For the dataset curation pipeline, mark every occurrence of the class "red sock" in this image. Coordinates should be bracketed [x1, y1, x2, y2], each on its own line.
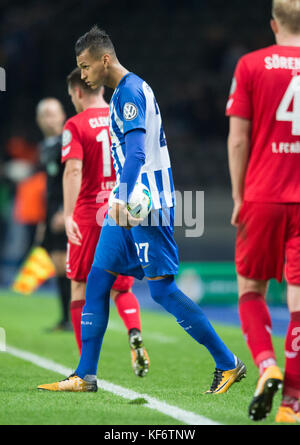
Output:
[238, 292, 275, 370]
[70, 300, 85, 354]
[114, 291, 141, 333]
[283, 311, 300, 399]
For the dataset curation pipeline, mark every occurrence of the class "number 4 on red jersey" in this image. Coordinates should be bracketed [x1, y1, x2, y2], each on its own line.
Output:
[226, 44, 300, 203]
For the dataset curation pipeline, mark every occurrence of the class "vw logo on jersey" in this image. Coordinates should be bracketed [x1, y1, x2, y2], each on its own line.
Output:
[123, 102, 138, 121]
[62, 129, 72, 147]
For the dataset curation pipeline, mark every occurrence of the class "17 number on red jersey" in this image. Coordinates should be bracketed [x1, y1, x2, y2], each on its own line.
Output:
[96, 128, 112, 177]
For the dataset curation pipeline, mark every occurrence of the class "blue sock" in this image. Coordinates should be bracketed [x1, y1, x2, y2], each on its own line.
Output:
[147, 276, 236, 370]
[75, 267, 116, 379]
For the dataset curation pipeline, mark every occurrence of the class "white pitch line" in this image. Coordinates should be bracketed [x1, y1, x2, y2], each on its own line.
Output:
[6, 345, 220, 426]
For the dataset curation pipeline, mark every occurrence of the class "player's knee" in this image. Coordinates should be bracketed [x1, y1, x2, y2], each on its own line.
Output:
[71, 280, 85, 302]
[150, 291, 162, 305]
[147, 276, 176, 306]
[237, 274, 267, 298]
[71, 295, 85, 304]
[87, 266, 114, 291]
[148, 276, 202, 323]
[287, 284, 300, 312]
[85, 266, 116, 310]
[87, 266, 101, 282]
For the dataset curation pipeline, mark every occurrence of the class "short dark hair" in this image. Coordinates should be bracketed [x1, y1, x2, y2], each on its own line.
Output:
[75, 25, 116, 59]
[66, 67, 102, 94]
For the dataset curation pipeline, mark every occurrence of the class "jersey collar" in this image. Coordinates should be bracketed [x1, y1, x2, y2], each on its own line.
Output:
[115, 72, 132, 91]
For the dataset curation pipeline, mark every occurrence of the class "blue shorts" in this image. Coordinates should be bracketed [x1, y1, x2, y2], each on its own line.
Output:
[92, 207, 179, 279]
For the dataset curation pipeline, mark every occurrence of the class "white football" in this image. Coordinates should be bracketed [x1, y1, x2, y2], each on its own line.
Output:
[109, 182, 152, 219]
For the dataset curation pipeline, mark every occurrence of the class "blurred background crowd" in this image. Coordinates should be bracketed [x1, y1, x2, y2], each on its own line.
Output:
[0, 0, 274, 285]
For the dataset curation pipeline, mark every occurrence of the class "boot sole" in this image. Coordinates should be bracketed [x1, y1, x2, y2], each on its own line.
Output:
[249, 378, 282, 421]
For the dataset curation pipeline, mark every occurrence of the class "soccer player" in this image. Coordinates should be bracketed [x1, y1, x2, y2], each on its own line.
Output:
[226, 0, 300, 423]
[36, 98, 72, 331]
[59, 67, 149, 376]
[38, 26, 246, 394]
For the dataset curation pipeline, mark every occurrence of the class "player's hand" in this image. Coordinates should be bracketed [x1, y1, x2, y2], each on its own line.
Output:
[51, 211, 65, 233]
[231, 199, 242, 227]
[64, 215, 82, 245]
[108, 202, 143, 229]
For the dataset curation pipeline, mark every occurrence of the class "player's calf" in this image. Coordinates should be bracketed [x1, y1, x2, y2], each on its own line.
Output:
[148, 276, 238, 371]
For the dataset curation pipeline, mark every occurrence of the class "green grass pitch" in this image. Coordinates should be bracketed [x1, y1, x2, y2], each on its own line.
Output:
[0, 290, 289, 425]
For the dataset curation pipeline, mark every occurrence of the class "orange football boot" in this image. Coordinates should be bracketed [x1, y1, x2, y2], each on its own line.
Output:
[129, 329, 150, 377]
[275, 405, 300, 423]
[249, 365, 283, 421]
[37, 374, 97, 392]
[204, 356, 246, 394]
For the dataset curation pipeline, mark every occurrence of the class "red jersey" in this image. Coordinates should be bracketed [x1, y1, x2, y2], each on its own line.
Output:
[61, 107, 116, 226]
[226, 44, 300, 203]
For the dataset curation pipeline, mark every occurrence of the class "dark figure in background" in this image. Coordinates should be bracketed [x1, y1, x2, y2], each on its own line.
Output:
[36, 97, 72, 331]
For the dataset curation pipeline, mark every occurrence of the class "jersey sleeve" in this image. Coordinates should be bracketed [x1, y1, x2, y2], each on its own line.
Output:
[119, 85, 146, 134]
[225, 56, 252, 120]
[61, 119, 83, 163]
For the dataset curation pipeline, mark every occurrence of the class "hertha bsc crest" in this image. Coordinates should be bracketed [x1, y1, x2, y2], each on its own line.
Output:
[123, 102, 138, 121]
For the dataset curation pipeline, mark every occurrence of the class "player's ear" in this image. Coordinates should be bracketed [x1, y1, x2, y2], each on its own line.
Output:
[270, 18, 278, 35]
[102, 54, 110, 68]
[77, 86, 83, 100]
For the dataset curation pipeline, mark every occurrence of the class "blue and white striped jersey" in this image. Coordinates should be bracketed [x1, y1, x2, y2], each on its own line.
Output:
[109, 72, 175, 209]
